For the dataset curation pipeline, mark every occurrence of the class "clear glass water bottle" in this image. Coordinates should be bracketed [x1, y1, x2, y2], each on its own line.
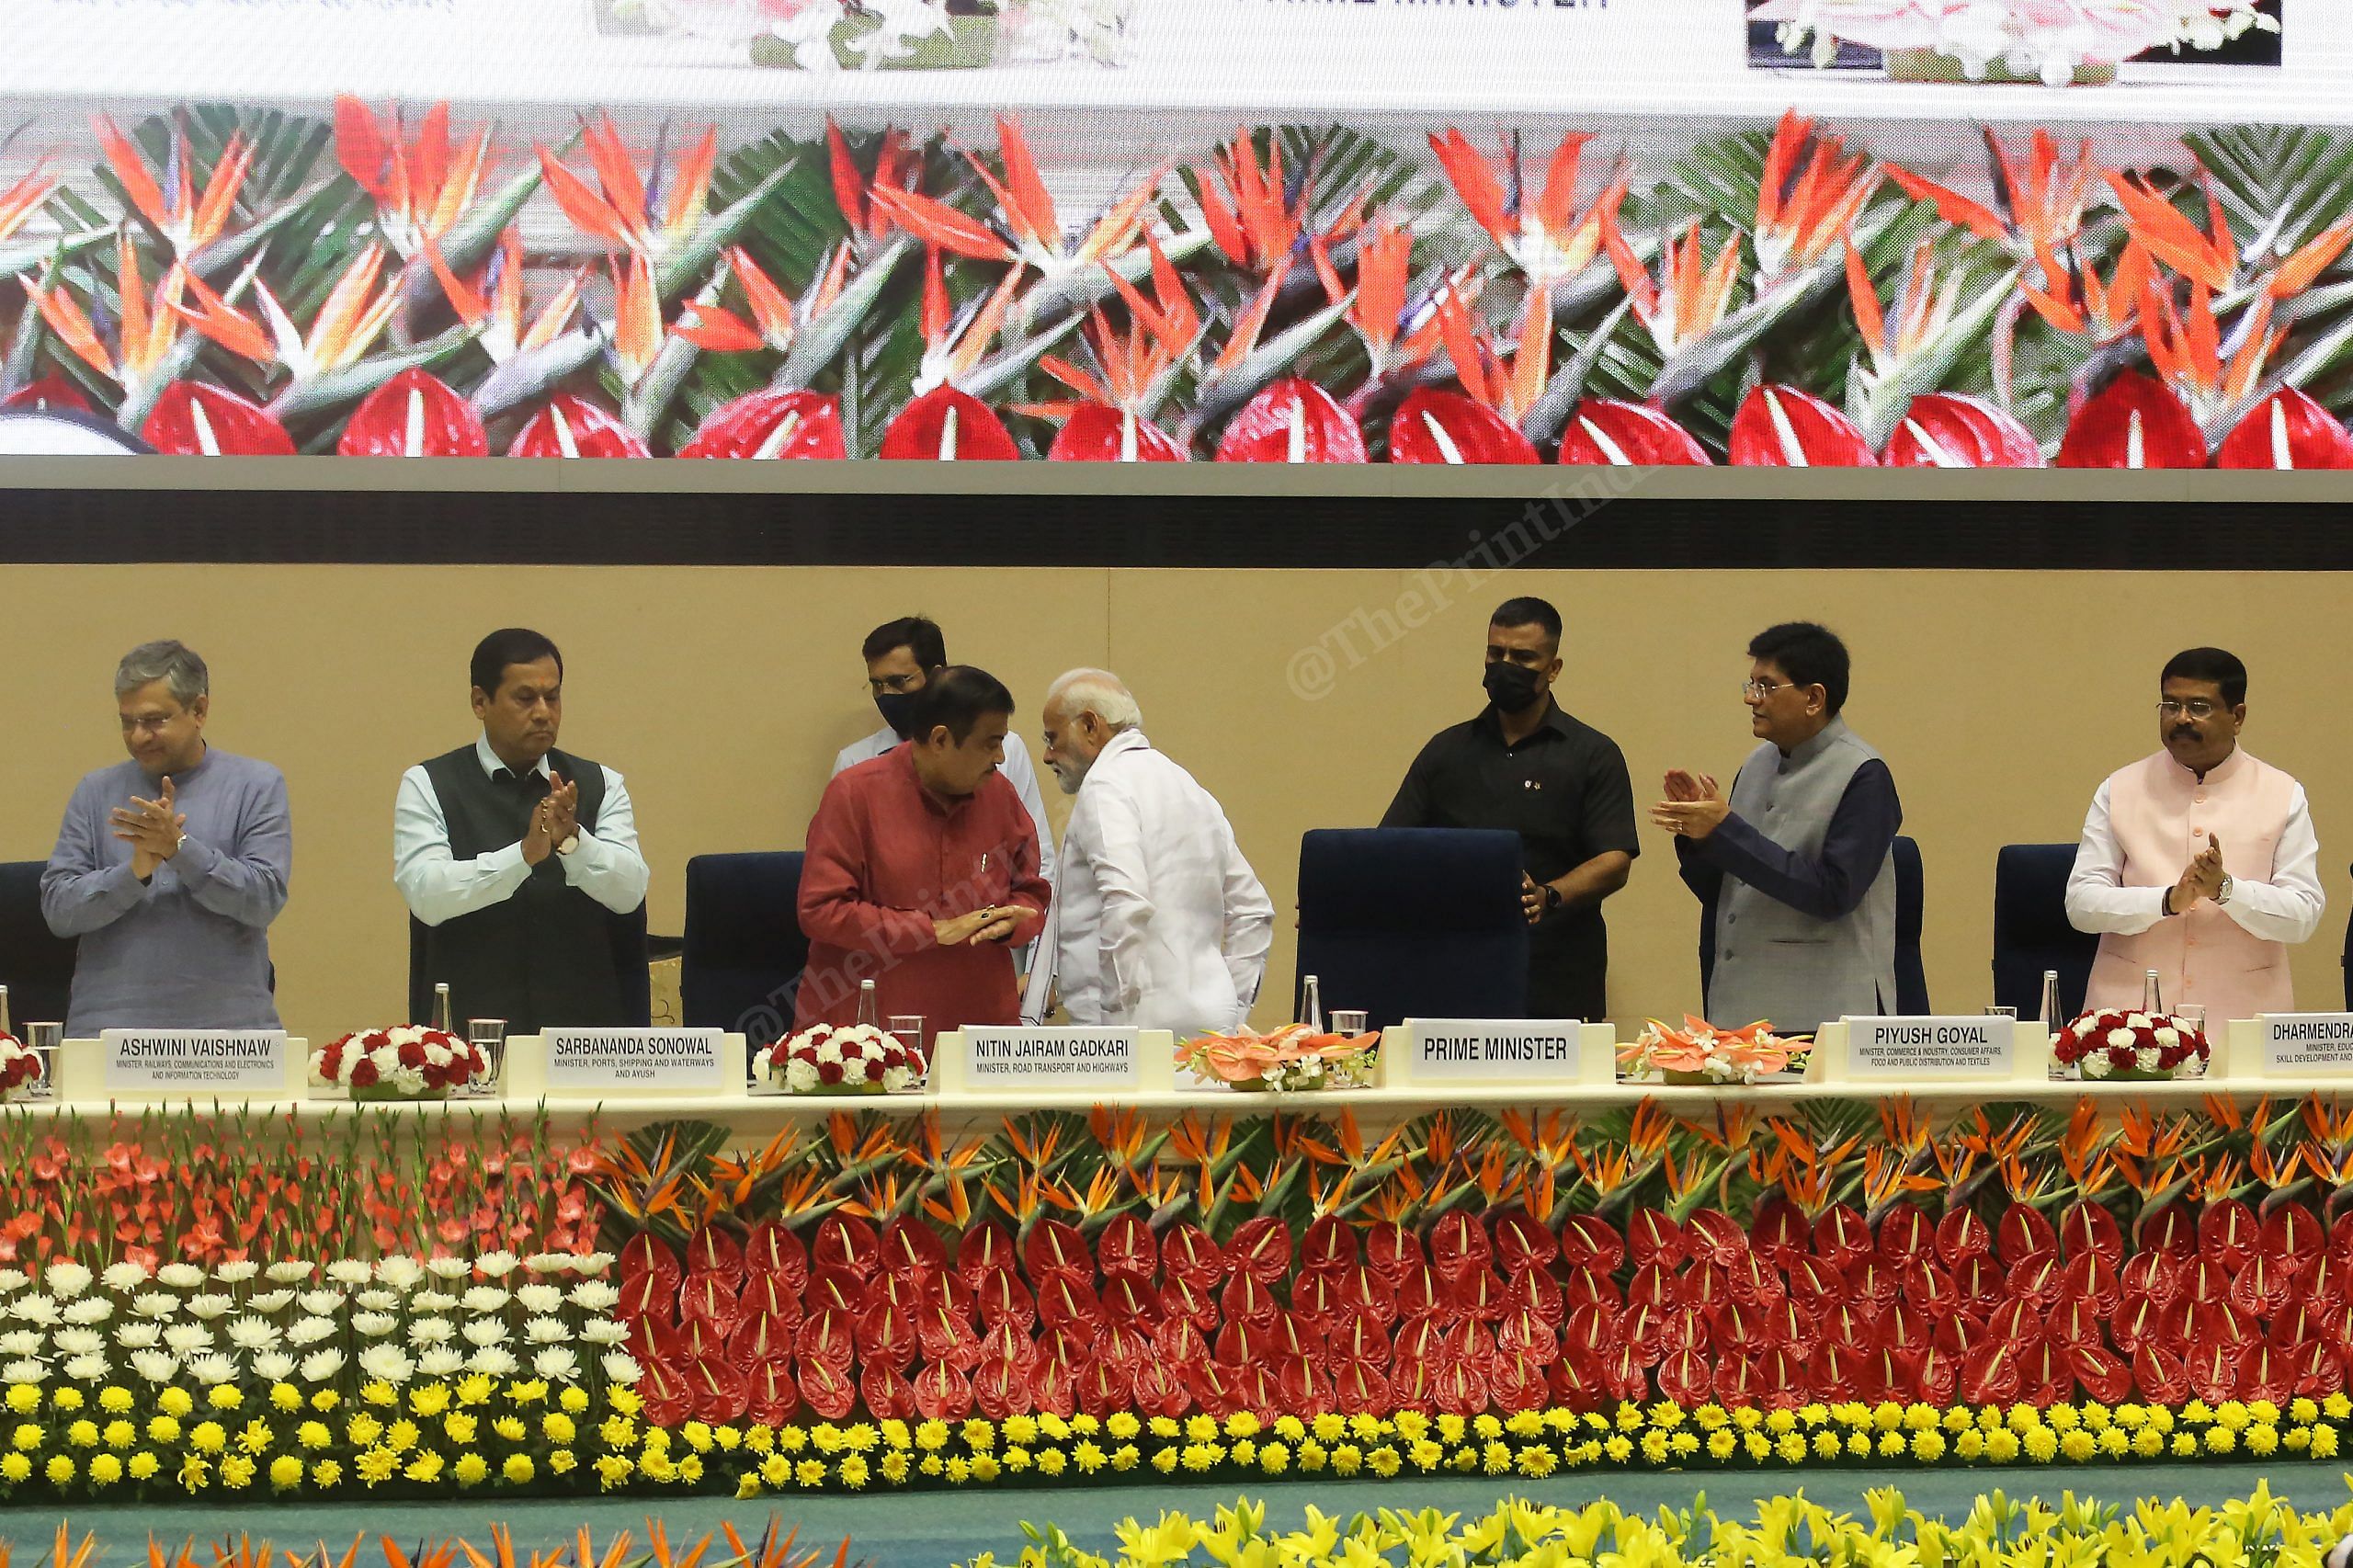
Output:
[856, 980, 881, 1030]
[1299, 974, 1324, 1034]
[0, 985, 10, 1038]
[2141, 969, 2164, 1016]
[2040, 971, 2071, 1080]
[433, 983, 454, 1034]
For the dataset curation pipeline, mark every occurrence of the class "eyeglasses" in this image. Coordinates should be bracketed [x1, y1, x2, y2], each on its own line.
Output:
[2157, 699, 2223, 721]
[867, 674, 924, 697]
[118, 713, 180, 734]
[1742, 679, 1790, 699]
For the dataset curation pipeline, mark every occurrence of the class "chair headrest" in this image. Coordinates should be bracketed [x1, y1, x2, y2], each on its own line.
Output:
[1298, 829, 1525, 932]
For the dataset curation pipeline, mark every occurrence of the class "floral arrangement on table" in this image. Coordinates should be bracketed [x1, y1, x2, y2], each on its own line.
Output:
[310, 1027, 492, 1101]
[1618, 1016, 1808, 1085]
[1175, 1026, 1380, 1093]
[1749, 0, 2279, 86]
[2052, 1008, 2211, 1082]
[752, 1025, 920, 1096]
[0, 1033, 43, 1102]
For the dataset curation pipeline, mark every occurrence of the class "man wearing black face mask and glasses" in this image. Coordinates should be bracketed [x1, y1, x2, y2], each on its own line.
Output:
[1381, 597, 1639, 1022]
[835, 616, 1055, 895]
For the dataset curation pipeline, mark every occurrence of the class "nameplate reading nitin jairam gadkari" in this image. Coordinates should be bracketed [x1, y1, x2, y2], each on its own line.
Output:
[2261, 1015, 2353, 1074]
[1843, 1016, 2015, 1081]
[100, 1030, 288, 1093]
[542, 1028, 727, 1090]
[1405, 1020, 1582, 1083]
[961, 1028, 1142, 1089]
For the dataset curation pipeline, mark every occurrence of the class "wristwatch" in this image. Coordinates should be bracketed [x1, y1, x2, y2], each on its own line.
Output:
[556, 833, 580, 857]
[1542, 884, 1563, 913]
[2216, 873, 2234, 906]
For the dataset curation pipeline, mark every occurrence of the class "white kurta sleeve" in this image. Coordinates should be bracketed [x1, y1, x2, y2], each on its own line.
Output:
[2220, 785, 2327, 945]
[557, 766, 652, 915]
[2064, 779, 2170, 935]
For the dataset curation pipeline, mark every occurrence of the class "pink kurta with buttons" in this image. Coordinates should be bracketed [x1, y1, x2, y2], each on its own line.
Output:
[2085, 747, 2299, 1022]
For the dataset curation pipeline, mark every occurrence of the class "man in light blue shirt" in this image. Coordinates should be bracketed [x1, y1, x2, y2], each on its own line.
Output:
[40, 642, 291, 1034]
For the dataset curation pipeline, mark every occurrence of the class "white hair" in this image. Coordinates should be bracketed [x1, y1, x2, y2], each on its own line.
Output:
[1046, 667, 1142, 732]
[114, 640, 208, 707]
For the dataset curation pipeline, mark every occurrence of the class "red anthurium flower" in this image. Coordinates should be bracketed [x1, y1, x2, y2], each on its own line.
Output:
[1882, 393, 2042, 467]
[1728, 384, 1877, 466]
[337, 369, 487, 457]
[507, 394, 650, 458]
[1553, 399, 1711, 466]
[2, 375, 96, 415]
[2214, 387, 2353, 470]
[1215, 378, 1367, 463]
[881, 386, 1020, 460]
[2054, 371, 2205, 468]
[141, 382, 297, 456]
[1388, 388, 1539, 464]
[1045, 403, 1187, 461]
[679, 388, 847, 460]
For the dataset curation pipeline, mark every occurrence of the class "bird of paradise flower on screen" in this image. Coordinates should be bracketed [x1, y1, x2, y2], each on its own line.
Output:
[1013, 235, 1206, 461]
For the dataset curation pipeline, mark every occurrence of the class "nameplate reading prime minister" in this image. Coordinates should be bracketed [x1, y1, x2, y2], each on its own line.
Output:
[961, 1028, 1141, 1089]
[1405, 1020, 1583, 1083]
[101, 1030, 288, 1094]
[2261, 1015, 2353, 1074]
[1843, 1016, 2014, 1081]
[543, 1029, 727, 1090]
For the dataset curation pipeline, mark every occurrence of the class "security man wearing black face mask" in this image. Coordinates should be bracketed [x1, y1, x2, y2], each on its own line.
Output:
[1380, 597, 1639, 1022]
[833, 615, 1056, 893]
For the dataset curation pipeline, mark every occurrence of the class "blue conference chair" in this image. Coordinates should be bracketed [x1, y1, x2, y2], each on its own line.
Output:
[1992, 843, 2098, 1020]
[1892, 835, 1929, 1015]
[0, 861, 77, 1027]
[1293, 828, 1528, 1032]
[680, 852, 808, 1048]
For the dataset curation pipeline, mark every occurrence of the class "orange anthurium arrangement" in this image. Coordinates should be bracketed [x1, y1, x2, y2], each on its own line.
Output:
[1176, 1024, 1380, 1093]
[1619, 1015, 1808, 1086]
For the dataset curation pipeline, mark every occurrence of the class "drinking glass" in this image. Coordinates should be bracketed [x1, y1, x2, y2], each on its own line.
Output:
[887, 1016, 928, 1085]
[24, 1023, 59, 1100]
[466, 1019, 507, 1096]
[1330, 1010, 1370, 1037]
[2175, 1005, 2211, 1078]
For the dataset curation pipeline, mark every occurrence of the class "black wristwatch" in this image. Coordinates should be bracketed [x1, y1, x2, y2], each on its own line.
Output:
[1542, 883, 1563, 913]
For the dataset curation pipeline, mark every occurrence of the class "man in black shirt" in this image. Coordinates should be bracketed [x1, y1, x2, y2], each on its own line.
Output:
[1380, 597, 1639, 1021]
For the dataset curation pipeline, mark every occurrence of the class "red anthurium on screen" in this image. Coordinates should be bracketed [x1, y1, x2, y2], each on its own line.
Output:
[2, 375, 96, 415]
[1728, 384, 1878, 466]
[2055, 371, 2206, 469]
[679, 388, 847, 460]
[337, 369, 487, 457]
[141, 382, 297, 456]
[507, 394, 650, 459]
[1215, 377, 1366, 462]
[1388, 388, 1539, 464]
[880, 385, 1020, 460]
[2214, 387, 2353, 470]
[1045, 403, 1188, 461]
[1881, 393, 2043, 467]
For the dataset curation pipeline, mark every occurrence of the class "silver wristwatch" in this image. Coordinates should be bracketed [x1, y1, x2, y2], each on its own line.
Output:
[2215, 873, 2234, 906]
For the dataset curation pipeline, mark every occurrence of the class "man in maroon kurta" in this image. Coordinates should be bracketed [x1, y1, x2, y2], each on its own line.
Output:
[794, 666, 1051, 1045]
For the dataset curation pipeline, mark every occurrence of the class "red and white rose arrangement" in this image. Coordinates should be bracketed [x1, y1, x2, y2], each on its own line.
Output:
[2052, 1007, 2210, 1081]
[754, 1024, 919, 1095]
[0, 1034, 42, 1097]
[311, 1027, 491, 1097]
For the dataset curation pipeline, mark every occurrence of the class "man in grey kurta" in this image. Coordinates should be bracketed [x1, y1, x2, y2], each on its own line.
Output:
[40, 642, 290, 1034]
[1653, 622, 1901, 1034]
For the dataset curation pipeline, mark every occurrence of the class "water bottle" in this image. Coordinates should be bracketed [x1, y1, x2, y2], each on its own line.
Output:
[2040, 971, 2070, 1080]
[433, 983, 454, 1034]
[856, 980, 880, 1030]
[1299, 975, 1324, 1034]
[0, 985, 10, 1039]
[2141, 969, 2164, 1016]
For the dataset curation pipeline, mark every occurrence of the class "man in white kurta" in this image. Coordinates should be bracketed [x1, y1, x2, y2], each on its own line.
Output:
[2064, 648, 2325, 1022]
[1023, 670, 1274, 1036]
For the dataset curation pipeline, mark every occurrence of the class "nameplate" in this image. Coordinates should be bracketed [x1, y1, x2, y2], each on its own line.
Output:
[961, 1028, 1141, 1087]
[2261, 1014, 2353, 1074]
[1407, 1020, 1583, 1081]
[1843, 1016, 2014, 1080]
[101, 1030, 288, 1093]
[543, 1029, 726, 1089]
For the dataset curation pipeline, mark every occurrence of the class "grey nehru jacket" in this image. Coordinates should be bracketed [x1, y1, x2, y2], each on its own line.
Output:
[40, 748, 291, 1034]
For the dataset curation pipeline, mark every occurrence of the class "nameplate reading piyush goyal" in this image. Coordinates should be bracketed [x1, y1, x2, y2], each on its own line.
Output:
[962, 1028, 1141, 1088]
[101, 1030, 288, 1092]
[2262, 1015, 2353, 1074]
[1407, 1020, 1581, 1081]
[1845, 1017, 2012, 1080]
[543, 1028, 726, 1089]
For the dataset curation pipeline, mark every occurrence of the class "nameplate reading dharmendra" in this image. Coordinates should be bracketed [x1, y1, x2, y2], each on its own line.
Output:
[2263, 1014, 2353, 1074]
[101, 1030, 288, 1093]
[1407, 1020, 1581, 1082]
[544, 1028, 725, 1089]
[962, 1028, 1141, 1088]
[1846, 1017, 2013, 1080]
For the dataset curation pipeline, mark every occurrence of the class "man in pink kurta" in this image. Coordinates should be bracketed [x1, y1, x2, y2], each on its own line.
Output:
[794, 667, 1050, 1046]
[2064, 648, 2325, 1023]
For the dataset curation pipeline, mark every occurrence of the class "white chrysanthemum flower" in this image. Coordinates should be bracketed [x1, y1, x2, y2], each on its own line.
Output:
[130, 1292, 177, 1321]
[99, 1262, 150, 1293]
[467, 1346, 519, 1378]
[158, 1263, 206, 1290]
[2085, 1052, 2114, 1079]
[599, 1352, 642, 1385]
[43, 1263, 93, 1299]
[11, 1296, 60, 1326]
[130, 1349, 177, 1384]
[226, 1315, 281, 1352]
[476, 1251, 519, 1279]
[353, 1290, 402, 1313]
[579, 1319, 629, 1346]
[417, 1346, 467, 1378]
[0, 1269, 29, 1295]
[524, 1316, 569, 1346]
[212, 1261, 260, 1285]
[286, 1316, 336, 1347]
[300, 1347, 346, 1383]
[516, 1284, 563, 1316]
[1, 1358, 48, 1384]
[785, 1057, 820, 1093]
[112, 1324, 161, 1351]
[351, 1312, 398, 1338]
[187, 1352, 239, 1385]
[2107, 1028, 2138, 1050]
[533, 1346, 582, 1382]
[246, 1290, 295, 1315]
[251, 1350, 296, 1382]
[523, 1253, 573, 1277]
[460, 1287, 510, 1314]
[412, 1290, 459, 1314]
[297, 1290, 344, 1318]
[426, 1256, 472, 1281]
[2154, 1027, 2181, 1049]
[2136, 1046, 2164, 1071]
[461, 1318, 509, 1348]
[375, 1256, 426, 1291]
[570, 1281, 620, 1313]
[0, 1330, 41, 1358]
[265, 1261, 315, 1284]
[325, 1261, 372, 1288]
[63, 1354, 108, 1383]
[184, 1294, 234, 1322]
[62, 1299, 113, 1326]
[358, 1343, 416, 1384]
[163, 1324, 213, 1354]
[407, 1317, 456, 1346]
[573, 1253, 615, 1278]
[52, 1328, 104, 1358]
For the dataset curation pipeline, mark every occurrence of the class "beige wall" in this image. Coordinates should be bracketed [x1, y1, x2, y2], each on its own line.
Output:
[4, 564, 2347, 1040]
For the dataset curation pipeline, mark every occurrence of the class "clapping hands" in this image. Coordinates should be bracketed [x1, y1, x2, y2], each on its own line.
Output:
[1651, 769, 1728, 840]
[110, 776, 186, 880]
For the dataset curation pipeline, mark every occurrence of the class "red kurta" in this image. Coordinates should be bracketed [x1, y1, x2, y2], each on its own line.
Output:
[793, 744, 1051, 1044]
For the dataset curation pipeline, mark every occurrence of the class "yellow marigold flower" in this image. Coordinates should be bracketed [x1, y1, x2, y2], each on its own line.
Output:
[2290, 1397, 2321, 1424]
[1369, 1446, 1401, 1477]
[1311, 1413, 1346, 1442]
[962, 1418, 995, 1451]
[1765, 1409, 1798, 1435]
[2097, 1427, 2130, 1457]
[2146, 1406, 2175, 1434]
[1149, 1449, 1176, 1475]
[98, 1388, 132, 1415]
[1297, 1441, 1325, 1471]
[356, 1447, 398, 1486]
[2023, 1428, 2059, 1462]
[408, 1451, 446, 1485]
[1436, 1414, 1466, 1445]
[1228, 1412, 1264, 1440]
[560, 1387, 590, 1415]
[189, 1421, 227, 1455]
[64, 1419, 96, 1449]
[2080, 1403, 2110, 1431]
[2322, 1393, 2352, 1421]
[595, 1454, 633, 1491]
[2247, 1425, 2279, 1457]
[917, 1454, 943, 1477]
[1256, 1442, 1288, 1475]
[2205, 1426, 2237, 1455]
[968, 1454, 1000, 1483]
[386, 1419, 420, 1454]
[128, 1451, 161, 1481]
[680, 1453, 707, 1483]
[2115, 1403, 2147, 1429]
[1744, 1434, 1772, 1461]
[551, 1449, 576, 1474]
[2060, 1430, 2096, 1461]
[915, 1419, 950, 1451]
[311, 1391, 339, 1413]
[267, 1454, 302, 1490]
[310, 1460, 340, 1488]
[1956, 1430, 1985, 1460]
[158, 1388, 194, 1418]
[43, 1455, 73, 1485]
[1910, 1429, 1946, 1462]
[1773, 1434, 1806, 1464]
[147, 1415, 179, 1444]
[598, 1416, 636, 1450]
[221, 1454, 255, 1489]
[1846, 1433, 1870, 1458]
[361, 1381, 396, 1408]
[503, 1453, 535, 1484]
[1695, 1403, 1730, 1430]
[1333, 1444, 1363, 1476]
[1394, 1412, 1429, 1441]
[1869, 1403, 1901, 1432]
[102, 1421, 134, 1450]
[1708, 1431, 1737, 1460]
[542, 1414, 575, 1445]
[1037, 1448, 1066, 1478]
[347, 1414, 382, 1448]
[0, 1453, 28, 1483]
[410, 1384, 452, 1418]
[89, 1453, 123, 1486]
[6, 1387, 40, 1417]
[459, 1374, 496, 1407]
[1986, 1430, 2020, 1462]
[1811, 1431, 1841, 1460]
[1517, 1444, 1558, 1478]
[2046, 1403, 2079, 1432]
[508, 1380, 550, 1405]
[2171, 1432, 2200, 1458]
[2310, 1425, 2337, 1460]
[1605, 1436, 1635, 1464]
[444, 1413, 478, 1447]
[239, 1418, 272, 1455]
[1002, 1445, 1032, 1472]
[881, 1451, 910, 1483]
[2214, 1401, 2251, 1432]
[1148, 1415, 1179, 1440]
[1225, 1439, 1252, 1468]
[733, 1471, 762, 1501]
[6, 1424, 38, 1453]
